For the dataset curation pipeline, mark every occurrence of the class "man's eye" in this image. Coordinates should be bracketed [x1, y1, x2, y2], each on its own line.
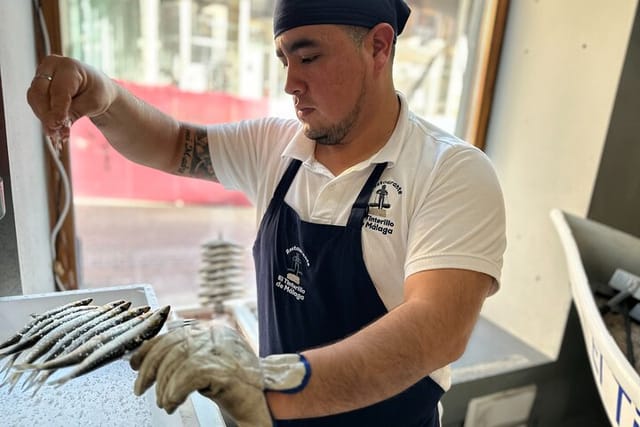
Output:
[301, 56, 318, 64]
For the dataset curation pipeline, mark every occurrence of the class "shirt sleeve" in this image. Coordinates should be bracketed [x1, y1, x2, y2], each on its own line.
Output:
[404, 146, 506, 291]
[206, 117, 298, 204]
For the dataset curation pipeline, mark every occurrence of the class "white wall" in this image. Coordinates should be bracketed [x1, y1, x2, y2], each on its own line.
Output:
[482, 0, 639, 358]
[0, 2, 55, 294]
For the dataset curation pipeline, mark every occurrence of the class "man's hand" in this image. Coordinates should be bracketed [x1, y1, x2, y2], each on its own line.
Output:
[27, 55, 117, 138]
[130, 321, 310, 427]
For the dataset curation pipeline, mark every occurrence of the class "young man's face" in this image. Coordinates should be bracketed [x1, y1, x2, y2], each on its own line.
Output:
[275, 25, 372, 146]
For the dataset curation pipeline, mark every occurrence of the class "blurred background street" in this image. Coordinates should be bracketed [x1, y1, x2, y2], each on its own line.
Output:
[74, 201, 258, 310]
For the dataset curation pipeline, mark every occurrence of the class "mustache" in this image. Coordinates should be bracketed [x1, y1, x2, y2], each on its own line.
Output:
[293, 96, 310, 107]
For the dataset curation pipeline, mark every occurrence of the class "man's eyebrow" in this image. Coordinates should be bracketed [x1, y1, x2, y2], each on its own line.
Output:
[275, 38, 320, 58]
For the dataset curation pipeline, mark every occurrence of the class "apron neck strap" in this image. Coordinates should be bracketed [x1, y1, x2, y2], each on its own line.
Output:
[273, 159, 303, 202]
[347, 162, 388, 228]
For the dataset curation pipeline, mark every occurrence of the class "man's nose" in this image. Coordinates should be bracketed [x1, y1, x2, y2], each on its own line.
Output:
[283, 65, 304, 96]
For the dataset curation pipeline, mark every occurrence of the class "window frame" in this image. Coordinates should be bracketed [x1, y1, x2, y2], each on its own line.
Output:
[35, 0, 79, 290]
[462, 0, 510, 149]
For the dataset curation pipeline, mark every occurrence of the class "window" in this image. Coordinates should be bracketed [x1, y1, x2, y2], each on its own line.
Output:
[52, 0, 507, 312]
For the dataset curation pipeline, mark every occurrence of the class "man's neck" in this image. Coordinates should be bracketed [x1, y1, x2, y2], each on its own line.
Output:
[314, 94, 400, 176]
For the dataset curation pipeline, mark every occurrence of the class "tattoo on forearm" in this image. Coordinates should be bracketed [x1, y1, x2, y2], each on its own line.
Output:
[177, 127, 215, 180]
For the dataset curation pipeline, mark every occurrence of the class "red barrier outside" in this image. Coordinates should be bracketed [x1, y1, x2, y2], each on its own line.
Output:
[69, 81, 268, 206]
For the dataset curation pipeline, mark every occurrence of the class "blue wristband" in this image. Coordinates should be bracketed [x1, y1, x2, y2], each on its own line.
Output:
[280, 353, 312, 394]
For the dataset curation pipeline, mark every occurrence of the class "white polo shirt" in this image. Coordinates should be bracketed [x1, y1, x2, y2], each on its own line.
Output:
[208, 93, 506, 390]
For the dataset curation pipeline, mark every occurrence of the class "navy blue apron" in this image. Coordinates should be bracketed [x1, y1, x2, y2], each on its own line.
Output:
[253, 159, 443, 426]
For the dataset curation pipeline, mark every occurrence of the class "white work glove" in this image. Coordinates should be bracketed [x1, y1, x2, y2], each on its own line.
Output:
[130, 321, 310, 427]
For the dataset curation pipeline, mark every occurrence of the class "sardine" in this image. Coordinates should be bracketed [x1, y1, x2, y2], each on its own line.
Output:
[0, 308, 105, 391]
[0, 304, 95, 379]
[0, 298, 93, 350]
[19, 305, 150, 394]
[0, 306, 100, 384]
[48, 305, 170, 387]
[26, 308, 151, 373]
[34, 302, 131, 365]
[6, 300, 127, 390]
[0, 306, 98, 359]
[22, 305, 97, 341]
[19, 300, 126, 365]
[51, 305, 151, 358]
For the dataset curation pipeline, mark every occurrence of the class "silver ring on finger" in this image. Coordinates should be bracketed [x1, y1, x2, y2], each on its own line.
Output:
[34, 73, 54, 82]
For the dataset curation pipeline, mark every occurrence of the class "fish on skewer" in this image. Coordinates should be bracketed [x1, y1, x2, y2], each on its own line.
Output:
[0, 298, 93, 350]
[3, 300, 128, 391]
[199, 238, 246, 314]
[19, 305, 150, 394]
[16, 306, 151, 371]
[0, 306, 99, 359]
[19, 305, 98, 343]
[33, 301, 133, 366]
[0, 307, 103, 391]
[40, 305, 151, 362]
[1, 298, 170, 395]
[0, 306, 98, 381]
[48, 305, 170, 387]
[19, 301, 127, 364]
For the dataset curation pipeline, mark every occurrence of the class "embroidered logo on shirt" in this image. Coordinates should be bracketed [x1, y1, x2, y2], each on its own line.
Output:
[274, 246, 310, 302]
[364, 180, 402, 236]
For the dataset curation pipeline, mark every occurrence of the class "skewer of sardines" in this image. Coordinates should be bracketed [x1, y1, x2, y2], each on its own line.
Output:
[0, 297, 170, 395]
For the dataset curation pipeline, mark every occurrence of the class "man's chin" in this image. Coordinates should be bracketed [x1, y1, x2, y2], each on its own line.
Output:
[309, 135, 336, 146]
[303, 125, 340, 146]
[303, 126, 325, 141]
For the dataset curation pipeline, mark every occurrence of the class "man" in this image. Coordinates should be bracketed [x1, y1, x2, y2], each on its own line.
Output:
[27, 0, 506, 425]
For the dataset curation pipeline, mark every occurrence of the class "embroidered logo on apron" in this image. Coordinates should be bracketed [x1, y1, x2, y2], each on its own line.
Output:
[364, 179, 402, 235]
[274, 245, 310, 301]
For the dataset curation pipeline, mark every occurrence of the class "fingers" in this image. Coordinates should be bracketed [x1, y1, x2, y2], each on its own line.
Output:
[27, 55, 114, 138]
[132, 323, 260, 415]
[131, 329, 187, 396]
[129, 332, 165, 371]
[26, 75, 56, 128]
[27, 56, 77, 134]
[154, 329, 217, 394]
[159, 361, 215, 414]
[154, 329, 226, 413]
[154, 335, 196, 404]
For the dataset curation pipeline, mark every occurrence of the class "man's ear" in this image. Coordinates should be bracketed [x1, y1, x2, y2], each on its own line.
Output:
[368, 23, 395, 72]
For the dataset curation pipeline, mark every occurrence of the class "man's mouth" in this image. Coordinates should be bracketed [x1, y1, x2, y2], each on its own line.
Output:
[296, 107, 314, 119]
[294, 97, 314, 119]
